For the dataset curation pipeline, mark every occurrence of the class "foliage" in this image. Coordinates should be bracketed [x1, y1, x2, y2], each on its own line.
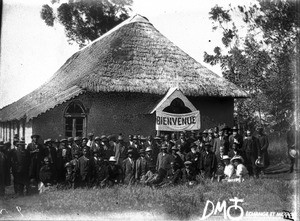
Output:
[204, 1, 299, 132]
[40, 0, 132, 48]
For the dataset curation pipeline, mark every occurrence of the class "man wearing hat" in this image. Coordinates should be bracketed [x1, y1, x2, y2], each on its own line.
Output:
[122, 149, 136, 185]
[135, 149, 149, 183]
[202, 130, 209, 143]
[256, 127, 270, 172]
[27, 134, 45, 182]
[175, 132, 190, 154]
[171, 145, 184, 169]
[39, 157, 55, 186]
[87, 133, 96, 149]
[161, 134, 172, 154]
[11, 140, 30, 196]
[199, 143, 217, 179]
[107, 156, 123, 186]
[156, 144, 173, 177]
[229, 126, 243, 151]
[0, 141, 8, 196]
[186, 143, 201, 173]
[43, 139, 58, 182]
[182, 161, 197, 184]
[100, 135, 114, 160]
[242, 130, 261, 178]
[78, 147, 92, 187]
[3, 141, 12, 187]
[145, 146, 155, 169]
[114, 134, 128, 166]
[207, 129, 214, 146]
[72, 136, 82, 158]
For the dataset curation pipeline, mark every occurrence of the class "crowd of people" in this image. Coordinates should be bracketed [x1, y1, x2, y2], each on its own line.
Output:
[0, 125, 275, 196]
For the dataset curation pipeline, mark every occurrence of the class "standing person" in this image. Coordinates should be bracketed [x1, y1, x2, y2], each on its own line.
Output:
[0, 141, 7, 196]
[144, 135, 153, 149]
[199, 143, 217, 179]
[92, 136, 102, 154]
[156, 144, 173, 177]
[185, 144, 200, 173]
[169, 133, 177, 148]
[87, 133, 96, 150]
[213, 130, 225, 155]
[176, 144, 186, 163]
[176, 132, 189, 154]
[171, 146, 184, 169]
[100, 135, 114, 160]
[256, 127, 270, 171]
[287, 124, 298, 173]
[44, 139, 58, 183]
[27, 135, 44, 183]
[78, 147, 92, 188]
[135, 149, 149, 183]
[39, 157, 55, 187]
[207, 129, 214, 147]
[242, 130, 261, 178]
[145, 147, 155, 170]
[107, 156, 123, 186]
[229, 126, 243, 151]
[162, 134, 172, 153]
[122, 149, 136, 185]
[3, 141, 12, 187]
[72, 137, 82, 158]
[94, 152, 109, 188]
[114, 135, 128, 166]
[194, 133, 204, 154]
[11, 140, 30, 196]
[152, 136, 162, 164]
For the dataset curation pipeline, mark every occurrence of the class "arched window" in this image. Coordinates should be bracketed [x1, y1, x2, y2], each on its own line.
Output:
[163, 98, 192, 114]
[64, 101, 86, 137]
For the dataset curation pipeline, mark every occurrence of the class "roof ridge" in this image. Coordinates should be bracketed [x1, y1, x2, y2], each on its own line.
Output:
[80, 14, 151, 52]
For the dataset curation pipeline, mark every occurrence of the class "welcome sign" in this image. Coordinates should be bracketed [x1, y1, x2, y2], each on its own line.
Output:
[156, 110, 201, 131]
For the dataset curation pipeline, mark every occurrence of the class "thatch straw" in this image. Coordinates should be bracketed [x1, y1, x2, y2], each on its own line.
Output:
[0, 14, 247, 122]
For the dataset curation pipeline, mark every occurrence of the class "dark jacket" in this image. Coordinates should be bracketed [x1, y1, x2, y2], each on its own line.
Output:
[122, 157, 135, 184]
[135, 156, 148, 180]
[199, 151, 217, 178]
[242, 136, 261, 158]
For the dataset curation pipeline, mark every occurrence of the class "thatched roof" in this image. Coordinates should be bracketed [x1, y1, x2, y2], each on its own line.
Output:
[0, 14, 247, 122]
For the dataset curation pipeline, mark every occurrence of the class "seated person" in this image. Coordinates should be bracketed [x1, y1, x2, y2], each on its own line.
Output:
[182, 161, 197, 185]
[227, 155, 248, 183]
[107, 156, 123, 186]
[144, 166, 157, 185]
[222, 155, 235, 181]
[39, 157, 54, 187]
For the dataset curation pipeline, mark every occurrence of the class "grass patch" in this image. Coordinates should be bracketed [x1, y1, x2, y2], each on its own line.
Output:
[1, 178, 295, 220]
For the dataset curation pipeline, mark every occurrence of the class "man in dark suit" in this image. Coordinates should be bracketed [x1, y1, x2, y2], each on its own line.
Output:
[199, 143, 217, 179]
[114, 135, 128, 166]
[122, 149, 135, 185]
[27, 135, 45, 183]
[242, 130, 261, 178]
[156, 144, 173, 177]
[135, 149, 149, 183]
[11, 140, 30, 196]
[256, 127, 270, 170]
[229, 126, 243, 151]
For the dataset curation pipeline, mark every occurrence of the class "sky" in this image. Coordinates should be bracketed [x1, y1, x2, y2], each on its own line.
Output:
[0, 0, 253, 109]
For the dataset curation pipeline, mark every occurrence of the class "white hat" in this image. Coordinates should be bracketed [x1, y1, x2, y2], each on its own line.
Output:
[222, 155, 230, 160]
[109, 156, 117, 162]
[145, 147, 152, 152]
[230, 155, 244, 163]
